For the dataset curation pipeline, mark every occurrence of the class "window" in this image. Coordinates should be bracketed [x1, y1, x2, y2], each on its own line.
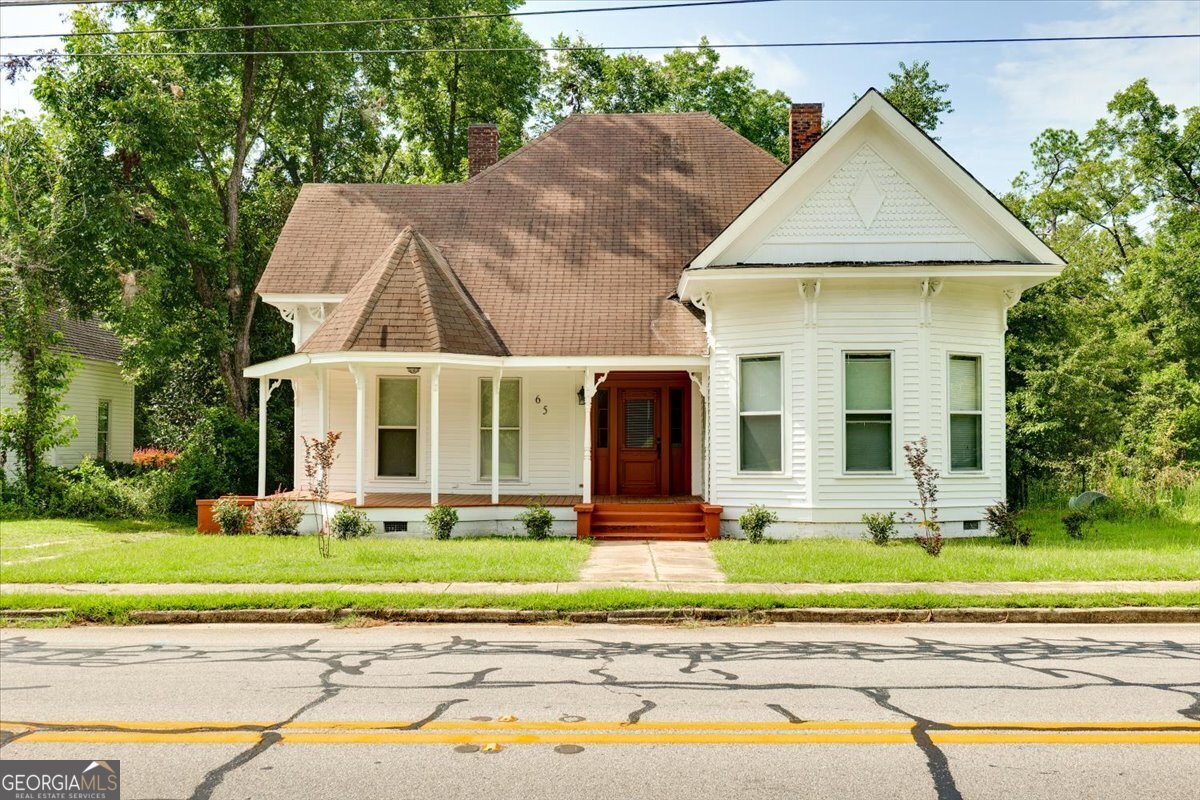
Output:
[739, 355, 782, 472]
[949, 355, 983, 471]
[845, 353, 893, 472]
[96, 400, 110, 461]
[480, 378, 520, 480]
[378, 377, 418, 477]
[595, 389, 610, 449]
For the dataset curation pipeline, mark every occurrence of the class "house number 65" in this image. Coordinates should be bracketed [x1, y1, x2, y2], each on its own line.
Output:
[534, 395, 548, 415]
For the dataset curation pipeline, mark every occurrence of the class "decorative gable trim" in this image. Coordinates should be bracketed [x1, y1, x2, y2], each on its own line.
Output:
[686, 89, 1064, 271]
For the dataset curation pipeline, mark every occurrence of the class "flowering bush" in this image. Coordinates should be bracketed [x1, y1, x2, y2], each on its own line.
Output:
[425, 504, 459, 540]
[738, 504, 779, 543]
[132, 447, 179, 470]
[212, 496, 251, 535]
[253, 498, 304, 536]
[517, 500, 555, 540]
[330, 506, 374, 539]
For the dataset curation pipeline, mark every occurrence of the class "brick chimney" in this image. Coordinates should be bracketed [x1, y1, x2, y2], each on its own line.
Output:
[788, 103, 822, 163]
[468, 123, 499, 177]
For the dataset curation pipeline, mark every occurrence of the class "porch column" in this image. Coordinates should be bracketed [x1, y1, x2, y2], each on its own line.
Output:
[491, 369, 502, 504]
[316, 367, 328, 434]
[582, 368, 593, 504]
[257, 377, 281, 498]
[349, 365, 366, 507]
[430, 364, 441, 506]
[257, 377, 269, 498]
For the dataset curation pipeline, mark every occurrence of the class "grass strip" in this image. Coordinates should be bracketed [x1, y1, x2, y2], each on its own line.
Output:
[2, 590, 1197, 625]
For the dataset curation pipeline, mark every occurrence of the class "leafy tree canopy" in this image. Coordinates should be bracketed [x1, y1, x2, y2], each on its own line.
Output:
[879, 60, 953, 134]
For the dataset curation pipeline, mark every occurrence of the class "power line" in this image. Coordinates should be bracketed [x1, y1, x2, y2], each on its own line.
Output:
[1, 0, 779, 39]
[0, 1, 141, 6]
[3, 32, 1198, 59]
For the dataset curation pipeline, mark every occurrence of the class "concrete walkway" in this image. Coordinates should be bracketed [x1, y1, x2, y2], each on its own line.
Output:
[578, 540, 726, 583]
[3, 580, 1198, 596]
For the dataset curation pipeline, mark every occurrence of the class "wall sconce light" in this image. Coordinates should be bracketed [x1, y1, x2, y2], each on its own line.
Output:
[577, 386, 586, 405]
[407, 366, 421, 375]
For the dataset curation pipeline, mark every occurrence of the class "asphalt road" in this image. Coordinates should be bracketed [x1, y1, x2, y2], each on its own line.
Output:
[1, 623, 1198, 800]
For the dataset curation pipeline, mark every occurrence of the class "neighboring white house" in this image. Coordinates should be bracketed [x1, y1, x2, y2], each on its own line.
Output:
[246, 90, 1064, 538]
[0, 314, 135, 474]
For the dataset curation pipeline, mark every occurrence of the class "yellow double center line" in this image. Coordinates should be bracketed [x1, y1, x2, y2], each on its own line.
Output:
[4, 720, 1199, 746]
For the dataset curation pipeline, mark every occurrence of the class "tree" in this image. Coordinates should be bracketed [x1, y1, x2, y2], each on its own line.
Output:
[880, 60, 952, 134]
[0, 117, 77, 487]
[33, 1, 544, 425]
[537, 36, 792, 160]
[1005, 80, 1200, 501]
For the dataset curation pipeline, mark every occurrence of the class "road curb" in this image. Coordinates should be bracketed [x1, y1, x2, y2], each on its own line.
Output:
[5, 605, 1198, 626]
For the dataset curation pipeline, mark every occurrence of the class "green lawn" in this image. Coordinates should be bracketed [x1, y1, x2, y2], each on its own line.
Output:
[3, 589, 1197, 626]
[712, 508, 1200, 583]
[0, 519, 591, 584]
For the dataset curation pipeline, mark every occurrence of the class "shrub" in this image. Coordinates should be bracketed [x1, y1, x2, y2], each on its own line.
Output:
[517, 500, 555, 540]
[212, 496, 251, 535]
[985, 500, 1032, 546]
[55, 457, 146, 519]
[1061, 510, 1093, 540]
[738, 504, 779, 543]
[165, 407, 259, 516]
[425, 504, 459, 540]
[330, 506, 374, 539]
[253, 498, 303, 536]
[861, 511, 896, 546]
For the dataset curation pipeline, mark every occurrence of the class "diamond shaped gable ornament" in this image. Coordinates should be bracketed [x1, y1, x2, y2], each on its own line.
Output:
[850, 172, 884, 228]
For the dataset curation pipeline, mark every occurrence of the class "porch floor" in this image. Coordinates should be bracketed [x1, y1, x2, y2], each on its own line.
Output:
[269, 491, 702, 509]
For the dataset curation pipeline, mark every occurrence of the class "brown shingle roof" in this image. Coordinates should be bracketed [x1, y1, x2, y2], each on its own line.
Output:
[48, 312, 122, 363]
[258, 113, 785, 357]
[301, 227, 506, 356]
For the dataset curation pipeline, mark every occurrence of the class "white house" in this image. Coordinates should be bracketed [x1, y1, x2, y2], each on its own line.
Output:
[246, 90, 1063, 538]
[1, 314, 134, 474]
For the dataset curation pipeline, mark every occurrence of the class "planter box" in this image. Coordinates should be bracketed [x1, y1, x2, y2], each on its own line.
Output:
[196, 495, 257, 534]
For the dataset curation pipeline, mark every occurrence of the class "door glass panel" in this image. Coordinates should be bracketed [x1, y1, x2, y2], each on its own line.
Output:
[596, 389, 610, 449]
[669, 388, 684, 448]
[624, 398, 656, 449]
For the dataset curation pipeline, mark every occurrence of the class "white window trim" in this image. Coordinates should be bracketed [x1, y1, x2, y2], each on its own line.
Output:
[736, 352, 786, 476]
[841, 350, 897, 476]
[373, 374, 422, 481]
[476, 376, 524, 482]
[946, 352, 985, 475]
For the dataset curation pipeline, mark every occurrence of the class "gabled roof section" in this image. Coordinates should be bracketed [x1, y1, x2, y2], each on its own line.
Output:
[257, 113, 785, 357]
[301, 227, 507, 356]
[48, 312, 123, 363]
[687, 89, 1064, 270]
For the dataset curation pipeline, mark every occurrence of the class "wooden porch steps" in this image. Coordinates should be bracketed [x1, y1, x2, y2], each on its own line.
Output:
[575, 501, 722, 541]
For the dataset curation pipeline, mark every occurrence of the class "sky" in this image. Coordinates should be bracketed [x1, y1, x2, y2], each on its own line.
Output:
[1, 0, 1198, 193]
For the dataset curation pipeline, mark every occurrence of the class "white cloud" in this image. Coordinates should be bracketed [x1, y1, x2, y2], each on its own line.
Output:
[686, 31, 811, 97]
[989, 0, 1200, 131]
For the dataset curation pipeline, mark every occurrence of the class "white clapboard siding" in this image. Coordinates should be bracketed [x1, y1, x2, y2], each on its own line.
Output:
[0, 357, 134, 470]
[708, 279, 1007, 523]
[291, 366, 587, 496]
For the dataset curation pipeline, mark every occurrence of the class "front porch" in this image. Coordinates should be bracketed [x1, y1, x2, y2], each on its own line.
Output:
[246, 352, 715, 538]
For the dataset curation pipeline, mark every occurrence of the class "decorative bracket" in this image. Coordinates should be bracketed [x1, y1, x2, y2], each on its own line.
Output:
[1001, 286, 1023, 331]
[305, 304, 327, 324]
[692, 291, 716, 350]
[919, 278, 944, 326]
[688, 370, 709, 399]
[585, 370, 610, 401]
[266, 378, 283, 401]
[797, 279, 822, 327]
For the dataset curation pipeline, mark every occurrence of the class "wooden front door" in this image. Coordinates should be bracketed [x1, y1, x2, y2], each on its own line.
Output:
[616, 388, 662, 496]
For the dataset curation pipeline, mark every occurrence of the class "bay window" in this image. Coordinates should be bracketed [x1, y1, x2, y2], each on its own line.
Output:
[845, 353, 893, 472]
[949, 354, 983, 471]
[738, 354, 782, 472]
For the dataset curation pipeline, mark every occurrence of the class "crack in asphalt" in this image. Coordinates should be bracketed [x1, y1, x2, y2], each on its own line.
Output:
[862, 687, 962, 800]
[2, 631, 1197, 797]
